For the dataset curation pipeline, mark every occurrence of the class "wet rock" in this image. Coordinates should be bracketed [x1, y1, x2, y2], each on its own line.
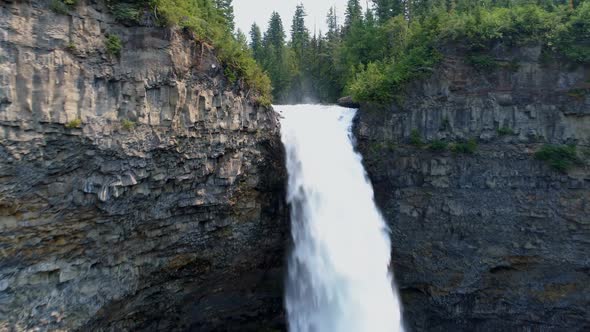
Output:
[337, 96, 360, 108]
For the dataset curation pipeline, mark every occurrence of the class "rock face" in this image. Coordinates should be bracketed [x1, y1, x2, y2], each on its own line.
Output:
[0, 1, 287, 331]
[337, 96, 360, 109]
[354, 45, 590, 331]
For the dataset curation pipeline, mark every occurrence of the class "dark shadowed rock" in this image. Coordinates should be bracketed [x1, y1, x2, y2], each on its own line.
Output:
[337, 96, 360, 108]
[354, 45, 590, 331]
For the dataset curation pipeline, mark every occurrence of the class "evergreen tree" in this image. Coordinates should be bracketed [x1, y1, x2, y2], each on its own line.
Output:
[343, 0, 363, 35]
[289, 4, 312, 101]
[264, 11, 286, 49]
[291, 4, 310, 62]
[326, 6, 340, 42]
[322, 8, 345, 101]
[261, 12, 292, 102]
[235, 28, 248, 49]
[373, 0, 405, 23]
[340, 0, 371, 86]
[249, 23, 263, 62]
[215, 0, 235, 31]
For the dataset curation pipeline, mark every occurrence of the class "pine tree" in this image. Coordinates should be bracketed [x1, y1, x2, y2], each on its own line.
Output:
[261, 12, 292, 102]
[291, 4, 310, 58]
[235, 28, 248, 50]
[326, 6, 340, 42]
[373, 0, 405, 23]
[215, 0, 235, 32]
[289, 4, 312, 102]
[249, 23, 263, 62]
[264, 12, 286, 49]
[343, 0, 363, 35]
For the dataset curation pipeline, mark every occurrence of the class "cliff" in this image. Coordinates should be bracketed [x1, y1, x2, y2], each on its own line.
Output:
[354, 45, 590, 331]
[0, 1, 287, 331]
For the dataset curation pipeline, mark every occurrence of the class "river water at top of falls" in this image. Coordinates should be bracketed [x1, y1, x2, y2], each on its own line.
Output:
[277, 104, 404, 332]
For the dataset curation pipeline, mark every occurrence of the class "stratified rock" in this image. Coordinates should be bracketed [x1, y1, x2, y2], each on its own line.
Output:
[354, 45, 590, 331]
[0, 1, 287, 331]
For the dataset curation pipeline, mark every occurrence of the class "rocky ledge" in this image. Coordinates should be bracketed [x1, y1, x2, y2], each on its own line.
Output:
[0, 1, 287, 331]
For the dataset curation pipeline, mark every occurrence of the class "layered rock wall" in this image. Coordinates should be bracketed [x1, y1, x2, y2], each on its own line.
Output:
[0, 1, 286, 330]
[354, 45, 590, 331]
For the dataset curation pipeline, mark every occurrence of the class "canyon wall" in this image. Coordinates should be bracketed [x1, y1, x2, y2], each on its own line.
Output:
[0, 1, 287, 330]
[354, 45, 590, 331]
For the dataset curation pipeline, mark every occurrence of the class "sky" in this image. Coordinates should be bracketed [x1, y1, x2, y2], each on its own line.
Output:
[234, 0, 365, 40]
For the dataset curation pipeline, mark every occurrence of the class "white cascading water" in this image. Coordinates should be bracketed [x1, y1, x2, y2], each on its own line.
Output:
[277, 104, 404, 332]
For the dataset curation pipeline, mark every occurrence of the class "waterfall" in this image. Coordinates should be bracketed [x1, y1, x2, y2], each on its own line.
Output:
[277, 104, 404, 332]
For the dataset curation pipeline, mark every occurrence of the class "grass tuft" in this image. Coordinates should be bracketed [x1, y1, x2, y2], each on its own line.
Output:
[121, 119, 135, 131]
[450, 139, 478, 154]
[535, 144, 581, 173]
[429, 140, 448, 151]
[65, 118, 82, 129]
[105, 34, 122, 57]
[497, 127, 515, 136]
[410, 129, 423, 147]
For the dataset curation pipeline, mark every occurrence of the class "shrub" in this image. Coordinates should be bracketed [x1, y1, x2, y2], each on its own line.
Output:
[368, 141, 397, 156]
[535, 144, 580, 172]
[410, 129, 423, 147]
[66, 42, 76, 52]
[567, 89, 587, 100]
[121, 119, 135, 130]
[50, 0, 69, 14]
[348, 62, 390, 104]
[451, 139, 478, 154]
[429, 140, 448, 151]
[497, 127, 515, 136]
[110, 3, 142, 24]
[467, 54, 498, 72]
[65, 119, 82, 129]
[105, 34, 122, 57]
[254, 94, 272, 108]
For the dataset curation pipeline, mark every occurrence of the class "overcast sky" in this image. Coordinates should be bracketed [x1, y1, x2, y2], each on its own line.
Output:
[234, 0, 365, 39]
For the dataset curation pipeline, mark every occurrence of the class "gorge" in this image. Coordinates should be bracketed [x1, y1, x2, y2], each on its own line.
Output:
[1, 0, 589, 331]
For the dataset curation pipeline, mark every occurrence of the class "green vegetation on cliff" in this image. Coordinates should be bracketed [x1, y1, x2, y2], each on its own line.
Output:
[535, 144, 582, 172]
[105, 34, 122, 56]
[349, 0, 590, 104]
[91, 0, 270, 105]
[247, 0, 589, 104]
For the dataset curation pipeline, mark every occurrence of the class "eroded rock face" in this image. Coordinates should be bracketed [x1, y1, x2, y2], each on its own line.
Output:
[0, 1, 287, 331]
[354, 45, 590, 331]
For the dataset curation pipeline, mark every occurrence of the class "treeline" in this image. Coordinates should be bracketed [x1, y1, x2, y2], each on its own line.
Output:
[249, 0, 590, 104]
